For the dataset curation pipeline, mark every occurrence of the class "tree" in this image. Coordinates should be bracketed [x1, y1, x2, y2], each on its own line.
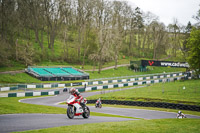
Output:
[142, 11, 158, 57]
[28, 0, 45, 50]
[94, 0, 113, 73]
[111, 1, 124, 69]
[193, 5, 200, 27]
[44, 0, 68, 56]
[128, 7, 144, 57]
[150, 21, 167, 59]
[89, 53, 99, 73]
[1, 0, 192, 68]
[134, 7, 144, 57]
[0, 0, 16, 41]
[186, 28, 200, 76]
[17, 42, 35, 66]
[179, 21, 192, 60]
[0, 39, 11, 66]
[80, 0, 95, 69]
[170, 18, 180, 57]
[185, 21, 192, 33]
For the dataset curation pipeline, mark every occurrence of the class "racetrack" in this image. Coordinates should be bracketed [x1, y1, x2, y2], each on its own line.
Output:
[20, 91, 200, 120]
[1, 88, 200, 132]
[0, 114, 134, 133]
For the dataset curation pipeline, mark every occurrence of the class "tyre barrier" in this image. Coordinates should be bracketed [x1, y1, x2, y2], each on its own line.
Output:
[87, 100, 200, 112]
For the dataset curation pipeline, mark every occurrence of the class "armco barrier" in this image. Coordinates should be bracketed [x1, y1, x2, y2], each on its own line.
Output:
[87, 100, 200, 112]
[1, 75, 191, 97]
[0, 71, 189, 91]
[0, 76, 182, 97]
[82, 76, 184, 92]
[7, 90, 60, 97]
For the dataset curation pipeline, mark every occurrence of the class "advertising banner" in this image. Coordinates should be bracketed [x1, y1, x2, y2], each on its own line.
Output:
[141, 60, 189, 68]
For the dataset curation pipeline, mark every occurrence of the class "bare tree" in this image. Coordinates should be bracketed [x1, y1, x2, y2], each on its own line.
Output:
[94, 0, 113, 73]
[17, 42, 34, 66]
[142, 12, 158, 56]
[193, 5, 200, 27]
[168, 18, 180, 57]
[89, 53, 99, 73]
[150, 21, 167, 59]
[111, 1, 126, 69]
[44, 0, 68, 55]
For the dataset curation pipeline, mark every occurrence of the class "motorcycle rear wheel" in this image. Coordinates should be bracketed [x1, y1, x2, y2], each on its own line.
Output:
[82, 106, 90, 119]
[67, 105, 74, 119]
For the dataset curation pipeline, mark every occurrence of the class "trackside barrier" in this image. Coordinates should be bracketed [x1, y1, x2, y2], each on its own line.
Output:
[2, 75, 192, 97]
[79, 76, 185, 92]
[0, 71, 191, 91]
[6, 90, 60, 97]
[87, 100, 200, 112]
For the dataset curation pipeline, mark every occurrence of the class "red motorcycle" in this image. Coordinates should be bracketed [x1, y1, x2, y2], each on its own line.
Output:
[66, 95, 90, 119]
[95, 100, 102, 108]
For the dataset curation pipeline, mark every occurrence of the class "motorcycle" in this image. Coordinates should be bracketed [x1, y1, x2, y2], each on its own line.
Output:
[176, 114, 187, 119]
[95, 100, 102, 108]
[66, 95, 90, 119]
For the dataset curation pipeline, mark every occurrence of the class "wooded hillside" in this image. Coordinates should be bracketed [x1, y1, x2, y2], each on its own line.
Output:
[0, 0, 198, 73]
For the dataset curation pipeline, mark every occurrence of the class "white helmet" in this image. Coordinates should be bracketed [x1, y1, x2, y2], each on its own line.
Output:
[69, 88, 76, 94]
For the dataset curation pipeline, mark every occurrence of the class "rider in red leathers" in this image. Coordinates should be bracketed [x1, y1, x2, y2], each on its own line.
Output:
[95, 98, 102, 108]
[69, 88, 85, 107]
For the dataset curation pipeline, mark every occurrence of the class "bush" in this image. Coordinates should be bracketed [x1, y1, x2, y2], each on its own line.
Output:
[0, 40, 12, 67]
[129, 64, 135, 70]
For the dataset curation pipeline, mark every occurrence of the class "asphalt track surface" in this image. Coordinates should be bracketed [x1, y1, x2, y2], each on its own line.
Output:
[1, 88, 200, 133]
[0, 114, 134, 133]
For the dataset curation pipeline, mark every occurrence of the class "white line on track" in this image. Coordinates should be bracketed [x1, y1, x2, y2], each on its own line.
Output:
[18, 95, 58, 103]
[54, 101, 66, 105]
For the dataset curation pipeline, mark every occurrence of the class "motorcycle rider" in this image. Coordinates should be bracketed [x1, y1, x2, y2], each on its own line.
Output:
[96, 98, 102, 107]
[176, 110, 186, 118]
[69, 88, 85, 108]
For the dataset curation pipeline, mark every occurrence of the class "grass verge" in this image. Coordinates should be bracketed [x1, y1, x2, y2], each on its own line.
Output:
[87, 79, 200, 106]
[0, 87, 63, 94]
[90, 112, 139, 119]
[87, 104, 200, 116]
[0, 97, 66, 114]
[15, 119, 200, 133]
[0, 73, 85, 84]
[87, 66, 185, 79]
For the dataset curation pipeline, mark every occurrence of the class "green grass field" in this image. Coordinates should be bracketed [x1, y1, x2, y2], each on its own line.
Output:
[87, 104, 200, 116]
[15, 119, 200, 133]
[87, 66, 185, 79]
[0, 73, 87, 84]
[87, 79, 200, 106]
[0, 61, 26, 72]
[0, 97, 66, 114]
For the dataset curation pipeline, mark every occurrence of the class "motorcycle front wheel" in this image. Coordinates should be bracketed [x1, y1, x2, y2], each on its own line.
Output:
[82, 106, 90, 119]
[67, 105, 74, 119]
